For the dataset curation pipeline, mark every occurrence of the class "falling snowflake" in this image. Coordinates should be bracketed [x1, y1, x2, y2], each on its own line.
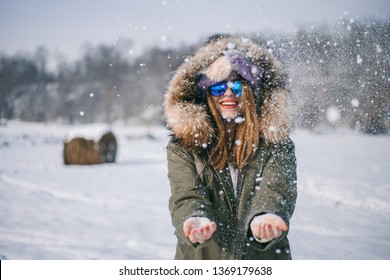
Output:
[326, 107, 340, 124]
[356, 55, 363, 64]
[351, 99, 360, 108]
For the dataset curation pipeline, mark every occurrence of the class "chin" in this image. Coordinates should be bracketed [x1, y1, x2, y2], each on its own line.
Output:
[221, 112, 241, 122]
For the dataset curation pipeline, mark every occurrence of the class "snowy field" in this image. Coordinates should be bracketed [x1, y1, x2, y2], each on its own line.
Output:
[0, 121, 389, 260]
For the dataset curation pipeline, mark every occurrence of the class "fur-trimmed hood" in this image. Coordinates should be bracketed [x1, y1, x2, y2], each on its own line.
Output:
[164, 35, 291, 150]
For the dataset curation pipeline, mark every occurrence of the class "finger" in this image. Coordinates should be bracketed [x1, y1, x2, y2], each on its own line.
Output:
[183, 222, 194, 237]
[275, 220, 288, 232]
[265, 224, 273, 240]
[207, 222, 217, 240]
[205, 224, 214, 240]
[253, 223, 262, 239]
[200, 225, 210, 240]
[188, 228, 199, 243]
[183, 226, 190, 237]
[199, 226, 206, 239]
[273, 226, 282, 238]
[201, 222, 216, 240]
[250, 222, 257, 235]
[250, 219, 260, 236]
[210, 222, 217, 233]
[196, 229, 206, 244]
[183, 218, 196, 237]
[259, 224, 267, 240]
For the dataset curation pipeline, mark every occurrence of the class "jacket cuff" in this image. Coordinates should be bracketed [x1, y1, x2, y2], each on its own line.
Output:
[247, 229, 287, 251]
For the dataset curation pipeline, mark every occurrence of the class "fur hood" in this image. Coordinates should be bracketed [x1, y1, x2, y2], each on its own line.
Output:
[164, 35, 291, 150]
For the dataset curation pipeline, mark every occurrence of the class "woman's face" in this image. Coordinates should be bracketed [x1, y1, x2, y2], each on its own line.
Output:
[210, 79, 243, 121]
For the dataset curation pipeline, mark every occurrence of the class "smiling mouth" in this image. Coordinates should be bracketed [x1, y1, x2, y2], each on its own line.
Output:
[219, 99, 239, 109]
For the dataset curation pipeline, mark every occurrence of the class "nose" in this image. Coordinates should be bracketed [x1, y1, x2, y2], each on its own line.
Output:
[223, 87, 234, 97]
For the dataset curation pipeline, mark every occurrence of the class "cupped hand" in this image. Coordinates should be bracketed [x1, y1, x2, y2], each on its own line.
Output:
[183, 217, 217, 244]
[250, 213, 288, 243]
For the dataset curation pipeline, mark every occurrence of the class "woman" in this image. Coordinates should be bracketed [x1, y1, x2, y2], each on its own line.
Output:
[164, 34, 297, 260]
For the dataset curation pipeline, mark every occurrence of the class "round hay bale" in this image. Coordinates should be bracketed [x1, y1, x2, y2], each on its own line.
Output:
[63, 137, 102, 165]
[63, 124, 117, 165]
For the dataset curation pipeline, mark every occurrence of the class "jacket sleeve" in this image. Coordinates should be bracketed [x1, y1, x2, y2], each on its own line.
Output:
[166, 139, 215, 247]
[247, 137, 298, 250]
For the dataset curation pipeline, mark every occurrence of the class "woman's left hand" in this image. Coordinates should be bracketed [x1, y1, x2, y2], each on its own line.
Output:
[250, 213, 288, 243]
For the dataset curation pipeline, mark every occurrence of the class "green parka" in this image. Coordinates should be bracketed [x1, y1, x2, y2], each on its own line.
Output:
[164, 35, 297, 259]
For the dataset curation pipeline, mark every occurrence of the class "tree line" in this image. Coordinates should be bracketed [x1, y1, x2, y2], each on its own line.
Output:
[0, 17, 389, 134]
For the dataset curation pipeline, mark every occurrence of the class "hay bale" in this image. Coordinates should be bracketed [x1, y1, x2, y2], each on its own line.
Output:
[63, 125, 117, 165]
[63, 137, 101, 165]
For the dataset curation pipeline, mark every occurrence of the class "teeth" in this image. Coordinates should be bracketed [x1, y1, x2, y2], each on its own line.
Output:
[221, 102, 236, 105]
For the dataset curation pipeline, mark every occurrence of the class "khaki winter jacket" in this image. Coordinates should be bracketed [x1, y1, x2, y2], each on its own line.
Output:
[164, 35, 297, 259]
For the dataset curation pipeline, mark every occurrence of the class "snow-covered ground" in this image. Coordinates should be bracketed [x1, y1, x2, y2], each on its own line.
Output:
[0, 121, 389, 260]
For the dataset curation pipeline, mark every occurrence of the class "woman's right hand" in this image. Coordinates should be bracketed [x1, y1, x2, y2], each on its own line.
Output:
[183, 217, 217, 244]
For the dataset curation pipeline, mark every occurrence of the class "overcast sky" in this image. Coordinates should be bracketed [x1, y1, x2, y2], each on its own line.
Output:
[0, 0, 389, 62]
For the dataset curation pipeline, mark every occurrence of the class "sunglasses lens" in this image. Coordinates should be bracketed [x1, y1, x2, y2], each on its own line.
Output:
[209, 83, 228, 96]
[209, 80, 242, 96]
[230, 80, 242, 96]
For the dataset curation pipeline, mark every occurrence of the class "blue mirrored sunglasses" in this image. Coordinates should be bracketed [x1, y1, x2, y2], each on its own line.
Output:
[208, 80, 243, 97]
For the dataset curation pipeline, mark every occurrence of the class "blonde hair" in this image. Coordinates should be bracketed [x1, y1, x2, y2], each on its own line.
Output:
[207, 81, 260, 170]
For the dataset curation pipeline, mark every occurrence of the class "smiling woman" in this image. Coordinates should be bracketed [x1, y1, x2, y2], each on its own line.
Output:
[164, 34, 297, 260]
